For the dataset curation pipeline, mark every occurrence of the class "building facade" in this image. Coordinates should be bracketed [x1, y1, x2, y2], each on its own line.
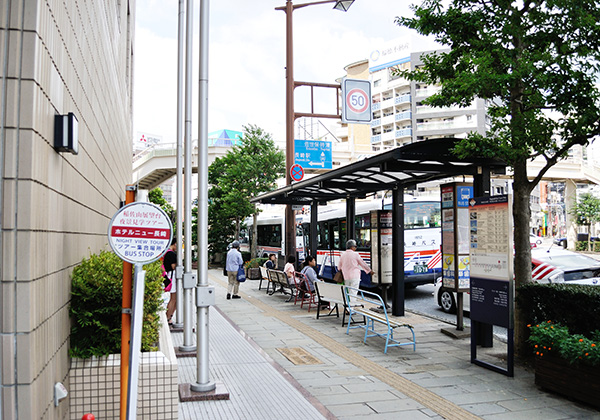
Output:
[1, 1, 135, 418]
[369, 47, 487, 152]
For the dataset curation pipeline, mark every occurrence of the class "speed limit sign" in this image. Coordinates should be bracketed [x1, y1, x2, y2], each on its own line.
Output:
[342, 78, 372, 124]
[346, 88, 369, 113]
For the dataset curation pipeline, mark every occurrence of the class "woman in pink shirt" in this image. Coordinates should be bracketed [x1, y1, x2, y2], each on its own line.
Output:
[337, 239, 372, 298]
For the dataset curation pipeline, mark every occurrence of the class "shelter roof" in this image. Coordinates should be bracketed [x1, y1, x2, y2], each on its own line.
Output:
[252, 138, 507, 205]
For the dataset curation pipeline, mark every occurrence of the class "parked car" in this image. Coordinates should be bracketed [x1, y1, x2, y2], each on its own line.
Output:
[434, 248, 600, 313]
[530, 234, 542, 246]
[553, 234, 599, 248]
[531, 247, 600, 285]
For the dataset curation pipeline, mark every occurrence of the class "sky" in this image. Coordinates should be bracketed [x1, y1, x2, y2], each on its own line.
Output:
[132, 0, 439, 147]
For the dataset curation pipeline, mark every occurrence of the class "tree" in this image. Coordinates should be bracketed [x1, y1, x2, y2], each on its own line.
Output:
[398, 0, 600, 354]
[149, 187, 175, 225]
[208, 125, 285, 259]
[570, 193, 600, 251]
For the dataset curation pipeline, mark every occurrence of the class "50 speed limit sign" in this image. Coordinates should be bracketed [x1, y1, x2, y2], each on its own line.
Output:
[342, 78, 372, 124]
[346, 88, 369, 114]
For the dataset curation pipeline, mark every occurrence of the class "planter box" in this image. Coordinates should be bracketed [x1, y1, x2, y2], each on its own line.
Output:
[69, 312, 178, 419]
[247, 267, 262, 280]
[535, 355, 600, 409]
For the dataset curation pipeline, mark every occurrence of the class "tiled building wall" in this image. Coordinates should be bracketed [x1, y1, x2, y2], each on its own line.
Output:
[1, 1, 134, 419]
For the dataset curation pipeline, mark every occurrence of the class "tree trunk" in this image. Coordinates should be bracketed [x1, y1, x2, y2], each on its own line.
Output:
[251, 211, 258, 258]
[235, 218, 240, 242]
[512, 160, 534, 358]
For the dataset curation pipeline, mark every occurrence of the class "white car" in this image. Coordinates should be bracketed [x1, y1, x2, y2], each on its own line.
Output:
[433, 251, 568, 314]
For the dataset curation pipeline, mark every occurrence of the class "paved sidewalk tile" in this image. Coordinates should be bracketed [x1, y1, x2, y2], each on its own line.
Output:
[172, 271, 600, 419]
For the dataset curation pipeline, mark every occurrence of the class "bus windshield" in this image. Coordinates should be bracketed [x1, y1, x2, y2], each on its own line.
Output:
[404, 202, 441, 229]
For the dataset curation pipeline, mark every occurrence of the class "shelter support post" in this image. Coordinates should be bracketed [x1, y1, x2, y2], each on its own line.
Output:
[346, 197, 355, 244]
[310, 201, 318, 258]
[392, 188, 405, 316]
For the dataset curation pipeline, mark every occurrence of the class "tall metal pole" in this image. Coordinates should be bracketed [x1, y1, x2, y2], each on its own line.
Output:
[284, 0, 296, 261]
[174, 0, 185, 329]
[180, 0, 196, 353]
[191, 0, 216, 392]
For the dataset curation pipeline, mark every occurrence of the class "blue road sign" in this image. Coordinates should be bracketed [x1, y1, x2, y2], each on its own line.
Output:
[294, 139, 332, 170]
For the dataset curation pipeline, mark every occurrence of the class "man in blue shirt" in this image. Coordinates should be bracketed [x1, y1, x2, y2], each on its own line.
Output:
[225, 241, 244, 299]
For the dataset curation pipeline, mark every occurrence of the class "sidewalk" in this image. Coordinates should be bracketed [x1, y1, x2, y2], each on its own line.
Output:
[172, 269, 600, 419]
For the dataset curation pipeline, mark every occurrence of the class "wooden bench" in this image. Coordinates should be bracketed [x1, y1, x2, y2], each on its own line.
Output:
[267, 268, 297, 302]
[343, 286, 416, 354]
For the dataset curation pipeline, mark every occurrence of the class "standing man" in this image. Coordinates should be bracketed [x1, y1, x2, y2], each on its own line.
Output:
[225, 241, 244, 299]
[338, 239, 372, 299]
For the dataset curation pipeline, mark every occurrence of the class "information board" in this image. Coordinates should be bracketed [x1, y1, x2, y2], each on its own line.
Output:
[469, 195, 513, 327]
[441, 183, 472, 291]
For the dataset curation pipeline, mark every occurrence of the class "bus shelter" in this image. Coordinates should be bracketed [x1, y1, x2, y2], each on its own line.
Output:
[252, 138, 507, 316]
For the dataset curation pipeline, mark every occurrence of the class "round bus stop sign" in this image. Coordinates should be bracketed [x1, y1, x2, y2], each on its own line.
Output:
[108, 202, 173, 265]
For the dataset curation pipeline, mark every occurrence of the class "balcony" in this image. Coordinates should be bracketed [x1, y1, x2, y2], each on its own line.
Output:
[416, 120, 476, 131]
[381, 131, 395, 141]
[371, 134, 381, 144]
[415, 86, 442, 97]
[416, 103, 476, 114]
[395, 111, 412, 122]
[380, 97, 394, 110]
[371, 118, 381, 127]
[372, 102, 381, 112]
[394, 94, 411, 105]
[381, 115, 395, 126]
[395, 128, 412, 138]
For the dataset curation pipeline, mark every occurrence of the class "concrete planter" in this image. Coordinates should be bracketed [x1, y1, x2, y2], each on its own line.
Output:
[535, 355, 600, 409]
[69, 312, 178, 419]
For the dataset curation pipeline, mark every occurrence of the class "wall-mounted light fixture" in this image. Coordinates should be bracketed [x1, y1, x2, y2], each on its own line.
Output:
[54, 112, 79, 154]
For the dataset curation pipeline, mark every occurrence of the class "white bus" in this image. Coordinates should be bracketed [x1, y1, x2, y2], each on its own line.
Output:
[247, 195, 442, 288]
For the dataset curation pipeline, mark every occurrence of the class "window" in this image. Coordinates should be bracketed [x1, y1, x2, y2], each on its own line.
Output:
[374, 79, 381, 87]
[257, 224, 282, 247]
[404, 202, 441, 229]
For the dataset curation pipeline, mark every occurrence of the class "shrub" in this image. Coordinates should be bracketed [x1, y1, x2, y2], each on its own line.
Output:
[244, 257, 268, 269]
[529, 321, 600, 366]
[69, 250, 165, 359]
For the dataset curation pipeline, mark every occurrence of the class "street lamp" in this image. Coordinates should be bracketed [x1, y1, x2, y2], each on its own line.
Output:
[276, 0, 355, 261]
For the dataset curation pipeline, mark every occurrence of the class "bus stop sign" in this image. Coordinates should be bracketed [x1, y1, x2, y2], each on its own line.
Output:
[108, 202, 173, 264]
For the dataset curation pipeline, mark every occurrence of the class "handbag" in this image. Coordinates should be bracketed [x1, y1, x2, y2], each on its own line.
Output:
[237, 265, 246, 282]
[333, 269, 344, 284]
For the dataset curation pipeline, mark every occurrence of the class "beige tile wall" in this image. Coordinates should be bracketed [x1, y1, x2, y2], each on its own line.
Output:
[1, 0, 135, 418]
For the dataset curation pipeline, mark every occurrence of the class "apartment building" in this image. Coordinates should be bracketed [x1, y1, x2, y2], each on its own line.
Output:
[368, 42, 487, 151]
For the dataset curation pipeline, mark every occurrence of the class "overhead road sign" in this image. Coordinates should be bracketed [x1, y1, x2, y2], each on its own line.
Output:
[342, 78, 372, 124]
[294, 139, 332, 170]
